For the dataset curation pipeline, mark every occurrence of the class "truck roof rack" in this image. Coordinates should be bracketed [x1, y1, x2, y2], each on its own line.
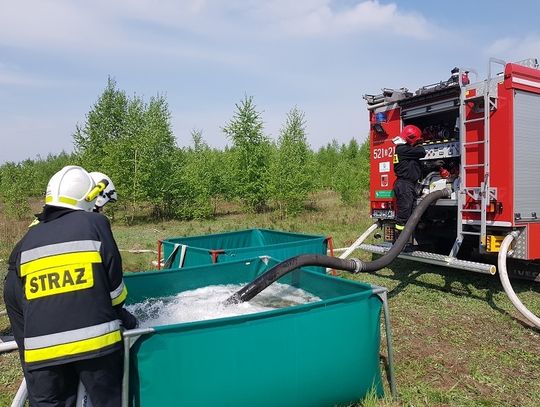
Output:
[513, 58, 539, 69]
[363, 88, 412, 106]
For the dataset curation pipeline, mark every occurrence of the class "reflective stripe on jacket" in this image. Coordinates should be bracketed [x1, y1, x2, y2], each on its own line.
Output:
[24, 320, 121, 363]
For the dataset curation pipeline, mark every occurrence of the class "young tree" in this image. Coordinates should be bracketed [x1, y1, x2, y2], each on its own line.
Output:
[269, 107, 314, 217]
[132, 95, 177, 217]
[73, 81, 179, 220]
[342, 138, 360, 160]
[333, 138, 370, 205]
[0, 162, 31, 219]
[174, 129, 216, 219]
[314, 139, 341, 190]
[222, 95, 271, 212]
[73, 78, 128, 170]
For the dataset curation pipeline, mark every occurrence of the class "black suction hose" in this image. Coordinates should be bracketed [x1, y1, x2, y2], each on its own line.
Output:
[225, 255, 362, 304]
[226, 189, 450, 304]
[362, 188, 450, 272]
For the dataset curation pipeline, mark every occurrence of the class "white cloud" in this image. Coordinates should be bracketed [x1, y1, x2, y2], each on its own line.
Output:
[227, 0, 434, 39]
[485, 35, 540, 64]
[0, 1, 434, 54]
[0, 0, 109, 49]
[0, 1, 206, 51]
[100, 0, 207, 25]
[0, 0, 441, 90]
[0, 62, 74, 87]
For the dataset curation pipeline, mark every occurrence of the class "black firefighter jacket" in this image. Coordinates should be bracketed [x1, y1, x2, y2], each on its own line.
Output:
[3, 206, 128, 370]
[393, 144, 427, 183]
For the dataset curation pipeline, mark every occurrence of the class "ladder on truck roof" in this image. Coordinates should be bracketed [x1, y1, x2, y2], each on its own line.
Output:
[450, 58, 505, 258]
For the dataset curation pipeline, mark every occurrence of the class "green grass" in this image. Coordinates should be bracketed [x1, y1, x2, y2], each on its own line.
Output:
[1, 191, 540, 406]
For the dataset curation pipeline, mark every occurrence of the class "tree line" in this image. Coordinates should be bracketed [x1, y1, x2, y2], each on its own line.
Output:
[0, 79, 370, 222]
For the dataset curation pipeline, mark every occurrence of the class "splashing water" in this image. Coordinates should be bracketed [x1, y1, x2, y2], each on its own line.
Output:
[126, 283, 321, 328]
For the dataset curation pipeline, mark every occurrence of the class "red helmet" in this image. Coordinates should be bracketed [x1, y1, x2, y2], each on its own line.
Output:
[400, 125, 422, 145]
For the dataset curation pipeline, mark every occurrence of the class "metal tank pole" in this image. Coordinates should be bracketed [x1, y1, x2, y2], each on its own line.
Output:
[372, 286, 397, 399]
[10, 379, 27, 407]
[0, 340, 28, 407]
[121, 328, 155, 407]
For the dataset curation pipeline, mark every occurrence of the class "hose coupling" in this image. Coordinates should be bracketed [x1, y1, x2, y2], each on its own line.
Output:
[351, 258, 363, 273]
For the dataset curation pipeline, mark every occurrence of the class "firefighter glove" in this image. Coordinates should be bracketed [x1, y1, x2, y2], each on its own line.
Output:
[119, 308, 139, 330]
[434, 160, 445, 168]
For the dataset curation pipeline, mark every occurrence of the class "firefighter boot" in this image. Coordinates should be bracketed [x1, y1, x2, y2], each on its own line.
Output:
[394, 225, 415, 252]
[403, 242, 415, 253]
[392, 225, 403, 244]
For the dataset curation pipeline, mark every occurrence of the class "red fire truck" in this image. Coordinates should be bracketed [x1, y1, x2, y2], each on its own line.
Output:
[362, 58, 540, 277]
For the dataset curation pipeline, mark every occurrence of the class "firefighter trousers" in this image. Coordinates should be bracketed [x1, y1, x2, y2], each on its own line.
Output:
[393, 178, 418, 227]
[25, 350, 123, 407]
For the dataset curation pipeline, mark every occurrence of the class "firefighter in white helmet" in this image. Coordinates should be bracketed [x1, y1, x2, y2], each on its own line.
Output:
[89, 171, 118, 212]
[3, 165, 136, 406]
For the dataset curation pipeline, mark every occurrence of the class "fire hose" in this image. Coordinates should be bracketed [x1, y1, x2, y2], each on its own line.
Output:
[498, 232, 540, 328]
[226, 189, 450, 304]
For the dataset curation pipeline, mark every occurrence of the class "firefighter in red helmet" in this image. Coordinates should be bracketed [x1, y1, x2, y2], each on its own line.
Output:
[392, 125, 426, 246]
[3, 165, 137, 406]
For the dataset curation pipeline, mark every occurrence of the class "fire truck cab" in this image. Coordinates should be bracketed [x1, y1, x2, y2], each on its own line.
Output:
[363, 58, 540, 274]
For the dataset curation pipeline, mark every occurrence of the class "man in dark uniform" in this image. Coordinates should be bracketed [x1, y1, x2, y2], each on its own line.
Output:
[3, 165, 137, 407]
[392, 125, 426, 244]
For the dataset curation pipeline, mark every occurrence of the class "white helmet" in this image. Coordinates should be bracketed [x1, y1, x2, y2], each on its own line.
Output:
[45, 165, 97, 211]
[89, 171, 117, 211]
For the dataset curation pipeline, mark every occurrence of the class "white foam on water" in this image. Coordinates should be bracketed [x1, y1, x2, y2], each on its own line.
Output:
[126, 283, 321, 328]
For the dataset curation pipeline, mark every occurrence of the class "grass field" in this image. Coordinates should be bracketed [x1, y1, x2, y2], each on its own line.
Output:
[1, 191, 540, 406]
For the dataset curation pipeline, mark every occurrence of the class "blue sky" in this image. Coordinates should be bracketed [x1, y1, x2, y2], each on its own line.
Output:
[2, 0, 540, 164]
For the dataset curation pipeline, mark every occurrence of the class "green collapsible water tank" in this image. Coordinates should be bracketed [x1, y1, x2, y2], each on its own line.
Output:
[159, 228, 330, 273]
[124, 257, 385, 407]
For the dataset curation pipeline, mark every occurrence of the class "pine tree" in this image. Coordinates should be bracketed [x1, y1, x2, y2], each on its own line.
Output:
[222, 95, 271, 212]
[269, 107, 314, 217]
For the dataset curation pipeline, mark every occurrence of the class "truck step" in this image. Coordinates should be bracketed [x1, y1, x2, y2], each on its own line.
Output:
[358, 243, 496, 275]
